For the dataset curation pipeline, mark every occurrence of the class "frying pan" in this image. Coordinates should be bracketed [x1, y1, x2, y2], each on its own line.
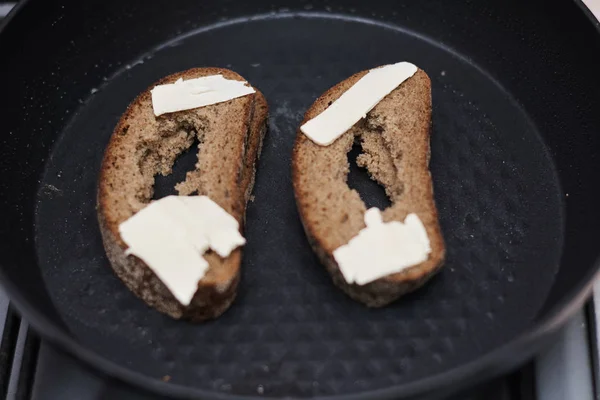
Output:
[1, 0, 600, 398]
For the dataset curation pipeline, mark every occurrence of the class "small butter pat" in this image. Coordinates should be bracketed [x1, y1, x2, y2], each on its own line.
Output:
[118, 195, 245, 306]
[151, 74, 255, 116]
[300, 61, 418, 146]
[333, 208, 431, 286]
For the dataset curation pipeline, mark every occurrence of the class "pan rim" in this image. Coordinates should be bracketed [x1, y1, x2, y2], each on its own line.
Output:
[2, 0, 600, 398]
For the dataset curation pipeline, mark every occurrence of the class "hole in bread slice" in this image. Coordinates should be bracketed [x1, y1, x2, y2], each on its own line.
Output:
[153, 136, 201, 199]
[345, 113, 405, 212]
[346, 140, 392, 210]
[131, 114, 208, 203]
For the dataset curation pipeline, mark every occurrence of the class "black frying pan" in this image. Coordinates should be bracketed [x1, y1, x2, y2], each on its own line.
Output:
[1, 0, 600, 399]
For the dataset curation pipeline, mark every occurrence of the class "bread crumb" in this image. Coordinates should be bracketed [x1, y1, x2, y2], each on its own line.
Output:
[249, 195, 256, 202]
[42, 184, 62, 197]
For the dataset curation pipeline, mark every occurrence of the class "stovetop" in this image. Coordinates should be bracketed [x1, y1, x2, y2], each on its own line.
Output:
[1, 1, 599, 399]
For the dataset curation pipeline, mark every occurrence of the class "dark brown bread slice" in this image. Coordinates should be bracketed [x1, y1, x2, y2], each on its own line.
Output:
[98, 68, 268, 321]
[292, 67, 445, 307]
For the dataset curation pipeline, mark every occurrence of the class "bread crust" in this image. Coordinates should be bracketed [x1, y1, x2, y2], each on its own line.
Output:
[97, 68, 268, 321]
[292, 67, 445, 307]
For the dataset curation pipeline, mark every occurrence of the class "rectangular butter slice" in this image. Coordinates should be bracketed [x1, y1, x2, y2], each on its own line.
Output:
[151, 74, 255, 117]
[300, 62, 418, 146]
[333, 208, 431, 286]
[118, 195, 246, 306]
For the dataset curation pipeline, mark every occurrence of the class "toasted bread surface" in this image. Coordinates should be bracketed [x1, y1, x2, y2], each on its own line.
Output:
[98, 68, 268, 320]
[292, 68, 445, 307]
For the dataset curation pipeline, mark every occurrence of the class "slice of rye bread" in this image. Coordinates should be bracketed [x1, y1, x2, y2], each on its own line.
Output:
[98, 68, 268, 321]
[292, 67, 445, 307]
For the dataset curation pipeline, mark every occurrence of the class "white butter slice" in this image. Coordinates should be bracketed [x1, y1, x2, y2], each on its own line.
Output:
[151, 74, 256, 116]
[118, 195, 246, 306]
[333, 208, 431, 286]
[300, 62, 418, 146]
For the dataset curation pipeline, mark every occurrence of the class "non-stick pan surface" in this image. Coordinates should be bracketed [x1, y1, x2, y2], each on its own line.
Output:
[1, 0, 600, 399]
